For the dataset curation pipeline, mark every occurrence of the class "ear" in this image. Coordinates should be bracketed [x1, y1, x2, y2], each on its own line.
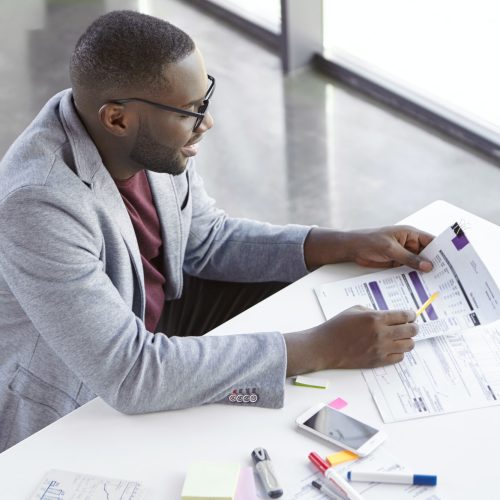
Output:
[97, 103, 136, 137]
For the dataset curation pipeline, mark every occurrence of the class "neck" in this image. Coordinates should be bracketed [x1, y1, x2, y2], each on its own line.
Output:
[97, 145, 140, 180]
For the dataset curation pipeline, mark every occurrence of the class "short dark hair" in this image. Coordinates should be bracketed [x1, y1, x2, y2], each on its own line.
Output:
[70, 10, 195, 98]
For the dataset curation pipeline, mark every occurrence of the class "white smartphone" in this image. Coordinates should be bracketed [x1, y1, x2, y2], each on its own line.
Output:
[296, 403, 386, 457]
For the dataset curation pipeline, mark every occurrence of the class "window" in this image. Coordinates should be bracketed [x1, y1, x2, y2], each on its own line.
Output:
[208, 0, 280, 34]
[323, 0, 500, 142]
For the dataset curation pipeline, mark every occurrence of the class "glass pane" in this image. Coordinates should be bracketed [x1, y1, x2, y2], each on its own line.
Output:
[323, 0, 500, 138]
[208, 0, 281, 34]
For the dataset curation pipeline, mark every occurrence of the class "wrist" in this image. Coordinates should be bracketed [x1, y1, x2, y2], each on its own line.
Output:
[303, 227, 356, 270]
[284, 328, 326, 377]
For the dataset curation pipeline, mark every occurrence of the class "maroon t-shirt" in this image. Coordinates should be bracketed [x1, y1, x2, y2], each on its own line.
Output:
[115, 171, 165, 331]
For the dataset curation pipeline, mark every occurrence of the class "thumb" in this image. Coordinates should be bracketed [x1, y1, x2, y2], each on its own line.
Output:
[391, 245, 433, 272]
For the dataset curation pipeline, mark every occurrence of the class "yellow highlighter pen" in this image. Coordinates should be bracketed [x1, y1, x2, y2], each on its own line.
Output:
[416, 291, 439, 317]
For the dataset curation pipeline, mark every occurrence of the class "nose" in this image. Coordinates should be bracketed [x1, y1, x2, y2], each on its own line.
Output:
[197, 110, 214, 133]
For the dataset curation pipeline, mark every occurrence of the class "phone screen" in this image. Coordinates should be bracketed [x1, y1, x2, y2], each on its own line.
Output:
[302, 406, 379, 449]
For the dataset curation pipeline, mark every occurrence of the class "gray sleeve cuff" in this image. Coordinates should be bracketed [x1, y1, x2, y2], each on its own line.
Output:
[215, 331, 286, 409]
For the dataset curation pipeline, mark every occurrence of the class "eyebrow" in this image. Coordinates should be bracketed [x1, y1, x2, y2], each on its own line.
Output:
[182, 94, 206, 107]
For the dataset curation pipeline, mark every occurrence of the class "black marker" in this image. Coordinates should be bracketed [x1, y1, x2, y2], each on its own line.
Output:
[312, 480, 338, 498]
[251, 447, 283, 498]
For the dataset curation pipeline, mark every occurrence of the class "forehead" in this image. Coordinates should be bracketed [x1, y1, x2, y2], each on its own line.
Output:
[157, 49, 208, 105]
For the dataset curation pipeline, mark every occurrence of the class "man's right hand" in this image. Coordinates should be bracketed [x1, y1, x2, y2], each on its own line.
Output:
[284, 306, 418, 376]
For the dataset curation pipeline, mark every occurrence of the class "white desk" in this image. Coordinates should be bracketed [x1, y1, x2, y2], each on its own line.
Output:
[1, 201, 499, 499]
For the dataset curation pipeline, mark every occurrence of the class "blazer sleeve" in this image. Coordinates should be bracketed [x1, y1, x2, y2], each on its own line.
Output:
[0, 186, 287, 413]
[183, 161, 313, 283]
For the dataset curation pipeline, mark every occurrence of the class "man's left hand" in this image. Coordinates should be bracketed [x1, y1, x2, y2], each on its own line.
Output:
[304, 226, 434, 272]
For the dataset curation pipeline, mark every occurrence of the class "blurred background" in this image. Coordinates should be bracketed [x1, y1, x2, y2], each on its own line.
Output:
[1, 0, 499, 228]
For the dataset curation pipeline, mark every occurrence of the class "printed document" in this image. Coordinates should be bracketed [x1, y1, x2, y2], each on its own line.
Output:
[314, 223, 500, 422]
[363, 321, 500, 422]
[315, 223, 500, 341]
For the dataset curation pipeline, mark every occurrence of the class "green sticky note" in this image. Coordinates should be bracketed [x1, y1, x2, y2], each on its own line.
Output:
[181, 462, 241, 500]
[294, 375, 328, 389]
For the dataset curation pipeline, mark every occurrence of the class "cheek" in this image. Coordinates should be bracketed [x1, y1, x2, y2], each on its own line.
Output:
[176, 120, 195, 144]
[146, 113, 193, 149]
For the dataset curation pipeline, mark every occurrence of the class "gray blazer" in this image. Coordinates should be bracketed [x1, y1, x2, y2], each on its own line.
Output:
[0, 90, 311, 452]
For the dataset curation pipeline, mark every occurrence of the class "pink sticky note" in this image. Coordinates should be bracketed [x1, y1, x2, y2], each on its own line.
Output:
[234, 466, 258, 500]
[328, 397, 348, 410]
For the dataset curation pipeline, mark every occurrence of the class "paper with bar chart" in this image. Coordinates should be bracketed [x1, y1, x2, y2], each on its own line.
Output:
[314, 223, 500, 341]
[314, 223, 500, 422]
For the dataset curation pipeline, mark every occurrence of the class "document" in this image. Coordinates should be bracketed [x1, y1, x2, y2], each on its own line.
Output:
[315, 223, 500, 341]
[30, 469, 147, 500]
[363, 321, 500, 422]
[314, 222, 500, 422]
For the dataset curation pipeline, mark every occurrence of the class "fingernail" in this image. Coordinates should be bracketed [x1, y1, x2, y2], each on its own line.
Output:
[419, 260, 433, 272]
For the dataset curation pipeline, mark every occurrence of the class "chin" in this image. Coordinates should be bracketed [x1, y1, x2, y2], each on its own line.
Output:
[147, 158, 187, 176]
[163, 162, 187, 176]
[171, 156, 189, 175]
[171, 165, 187, 176]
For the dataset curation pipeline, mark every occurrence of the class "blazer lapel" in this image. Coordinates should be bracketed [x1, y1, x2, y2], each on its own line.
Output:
[147, 170, 182, 300]
[93, 168, 146, 308]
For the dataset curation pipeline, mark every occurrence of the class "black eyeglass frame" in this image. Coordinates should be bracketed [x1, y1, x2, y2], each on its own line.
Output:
[106, 75, 215, 131]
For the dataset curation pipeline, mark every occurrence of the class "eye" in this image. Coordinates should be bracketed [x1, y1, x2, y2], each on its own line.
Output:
[179, 105, 198, 118]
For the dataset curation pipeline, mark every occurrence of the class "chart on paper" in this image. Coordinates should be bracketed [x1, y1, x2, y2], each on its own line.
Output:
[29, 469, 147, 500]
[315, 223, 500, 341]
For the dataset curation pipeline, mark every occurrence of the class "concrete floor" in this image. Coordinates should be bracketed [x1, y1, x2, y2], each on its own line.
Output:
[1, 0, 499, 230]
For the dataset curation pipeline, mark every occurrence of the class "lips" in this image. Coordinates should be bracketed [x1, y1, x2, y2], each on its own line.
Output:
[180, 138, 201, 158]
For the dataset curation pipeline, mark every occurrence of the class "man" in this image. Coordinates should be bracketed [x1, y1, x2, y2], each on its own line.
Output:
[0, 10, 433, 452]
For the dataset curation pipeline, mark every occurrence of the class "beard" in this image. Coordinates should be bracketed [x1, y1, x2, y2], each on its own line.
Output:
[129, 118, 186, 176]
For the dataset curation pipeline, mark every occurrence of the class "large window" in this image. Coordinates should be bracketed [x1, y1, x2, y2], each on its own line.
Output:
[207, 0, 280, 34]
[323, 0, 500, 142]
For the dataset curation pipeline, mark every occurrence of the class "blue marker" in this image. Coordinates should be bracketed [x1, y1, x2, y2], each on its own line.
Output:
[347, 470, 437, 486]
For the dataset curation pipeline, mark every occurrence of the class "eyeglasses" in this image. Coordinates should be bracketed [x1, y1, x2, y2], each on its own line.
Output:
[106, 75, 215, 131]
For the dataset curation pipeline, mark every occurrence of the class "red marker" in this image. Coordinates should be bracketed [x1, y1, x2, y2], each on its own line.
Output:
[308, 452, 365, 500]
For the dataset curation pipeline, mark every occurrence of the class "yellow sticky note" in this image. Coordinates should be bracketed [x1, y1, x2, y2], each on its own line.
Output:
[181, 462, 240, 500]
[294, 375, 328, 389]
[326, 450, 359, 466]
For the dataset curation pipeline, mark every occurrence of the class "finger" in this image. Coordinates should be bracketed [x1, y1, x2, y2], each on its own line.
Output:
[390, 338, 415, 353]
[382, 309, 416, 325]
[401, 228, 435, 270]
[389, 243, 433, 272]
[385, 353, 404, 365]
[389, 322, 419, 340]
[399, 226, 435, 249]
[416, 230, 435, 249]
[346, 305, 373, 314]
[356, 259, 394, 269]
